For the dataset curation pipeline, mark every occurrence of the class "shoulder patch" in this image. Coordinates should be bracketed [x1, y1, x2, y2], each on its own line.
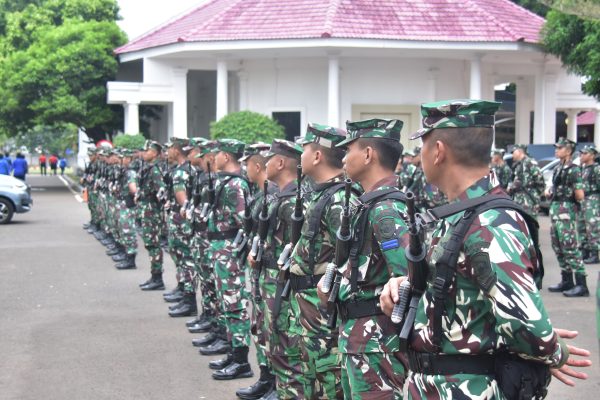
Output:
[471, 251, 496, 293]
[378, 217, 397, 240]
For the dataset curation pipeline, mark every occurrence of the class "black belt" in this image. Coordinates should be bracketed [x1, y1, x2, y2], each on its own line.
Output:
[290, 274, 324, 291]
[408, 351, 496, 375]
[338, 298, 383, 321]
[207, 229, 239, 240]
[551, 196, 575, 203]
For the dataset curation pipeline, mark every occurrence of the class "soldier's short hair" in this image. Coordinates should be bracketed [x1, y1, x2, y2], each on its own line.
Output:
[248, 153, 268, 168]
[429, 127, 493, 167]
[357, 137, 403, 171]
[309, 143, 344, 169]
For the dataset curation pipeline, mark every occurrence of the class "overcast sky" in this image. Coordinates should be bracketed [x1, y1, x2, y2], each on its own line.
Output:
[117, 0, 204, 40]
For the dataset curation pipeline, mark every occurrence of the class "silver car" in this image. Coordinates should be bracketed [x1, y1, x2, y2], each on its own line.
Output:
[0, 175, 33, 224]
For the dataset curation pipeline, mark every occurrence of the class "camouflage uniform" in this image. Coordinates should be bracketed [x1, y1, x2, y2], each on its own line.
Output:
[405, 100, 569, 399]
[117, 154, 137, 257]
[397, 162, 415, 190]
[580, 150, 600, 257]
[405, 164, 428, 210]
[510, 153, 545, 215]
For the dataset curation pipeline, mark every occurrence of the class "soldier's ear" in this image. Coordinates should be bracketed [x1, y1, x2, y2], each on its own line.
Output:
[364, 146, 374, 165]
[313, 149, 322, 166]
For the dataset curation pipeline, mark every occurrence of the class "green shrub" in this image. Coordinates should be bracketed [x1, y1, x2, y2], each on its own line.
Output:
[210, 111, 285, 144]
[113, 133, 146, 149]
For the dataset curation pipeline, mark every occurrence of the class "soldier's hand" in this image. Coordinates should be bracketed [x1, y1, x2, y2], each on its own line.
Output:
[551, 329, 592, 386]
[316, 276, 328, 305]
[380, 277, 408, 316]
[247, 254, 256, 269]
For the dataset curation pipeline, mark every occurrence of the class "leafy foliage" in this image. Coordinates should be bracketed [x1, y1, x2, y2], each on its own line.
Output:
[0, 0, 126, 143]
[210, 111, 285, 144]
[15, 124, 78, 156]
[510, 0, 550, 17]
[543, 10, 600, 99]
[113, 133, 146, 149]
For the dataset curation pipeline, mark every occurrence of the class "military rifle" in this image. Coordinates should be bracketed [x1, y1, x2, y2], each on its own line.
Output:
[232, 191, 252, 257]
[273, 166, 304, 323]
[199, 161, 215, 222]
[249, 181, 270, 301]
[391, 191, 429, 352]
[323, 179, 353, 329]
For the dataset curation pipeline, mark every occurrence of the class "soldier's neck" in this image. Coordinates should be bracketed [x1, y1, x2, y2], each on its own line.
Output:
[272, 172, 294, 191]
[311, 168, 343, 184]
[220, 163, 241, 174]
[438, 165, 490, 202]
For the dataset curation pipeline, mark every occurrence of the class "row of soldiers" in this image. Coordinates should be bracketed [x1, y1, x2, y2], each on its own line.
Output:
[490, 140, 600, 297]
[81, 98, 589, 400]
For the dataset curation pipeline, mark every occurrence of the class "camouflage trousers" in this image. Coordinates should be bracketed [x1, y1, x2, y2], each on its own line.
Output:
[407, 372, 504, 399]
[513, 191, 540, 215]
[193, 234, 219, 318]
[582, 195, 600, 252]
[167, 211, 195, 293]
[263, 268, 306, 399]
[87, 190, 99, 224]
[138, 200, 163, 273]
[250, 264, 268, 368]
[550, 201, 585, 275]
[299, 335, 343, 399]
[211, 238, 251, 348]
[117, 202, 137, 255]
[341, 352, 405, 400]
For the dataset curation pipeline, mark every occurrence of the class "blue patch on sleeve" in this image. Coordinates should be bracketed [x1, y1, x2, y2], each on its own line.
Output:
[381, 239, 399, 251]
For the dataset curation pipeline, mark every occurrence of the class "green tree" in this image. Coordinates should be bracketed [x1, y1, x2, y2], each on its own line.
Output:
[112, 134, 146, 149]
[210, 111, 285, 144]
[0, 0, 126, 143]
[15, 124, 77, 155]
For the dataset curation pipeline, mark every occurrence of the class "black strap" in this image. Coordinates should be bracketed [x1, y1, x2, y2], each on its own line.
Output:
[338, 298, 383, 321]
[408, 351, 496, 375]
[213, 173, 250, 211]
[349, 188, 408, 292]
[428, 194, 543, 350]
[268, 185, 297, 235]
[207, 229, 239, 240]
[289, 274, 324, 291]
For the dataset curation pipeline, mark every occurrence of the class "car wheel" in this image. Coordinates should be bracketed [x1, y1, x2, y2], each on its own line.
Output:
[0, 197, 14, 224]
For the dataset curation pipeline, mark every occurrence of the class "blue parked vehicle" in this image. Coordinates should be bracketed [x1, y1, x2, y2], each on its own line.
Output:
[0, 174, 33, 224]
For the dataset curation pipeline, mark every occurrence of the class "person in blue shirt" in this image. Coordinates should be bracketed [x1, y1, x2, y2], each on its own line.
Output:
[12, 153, 29, 181]
[0, 153, 12, 175]
[59, 156, 67, 175]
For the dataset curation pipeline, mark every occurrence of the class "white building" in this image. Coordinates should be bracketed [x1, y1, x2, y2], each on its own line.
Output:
[107, 0, 600, 149]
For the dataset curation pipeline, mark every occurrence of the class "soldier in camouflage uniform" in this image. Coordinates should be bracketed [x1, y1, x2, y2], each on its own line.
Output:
[490, 148, 512, 190]
[83, 148, 101, 234]
[322, 119, 409, 399]
[580, 145, 600, 264]
[397, 151, 416, 190]
[200, 139, 254, 381]
[509, 144, 545, 215]
[135, 141, 167, 290]
[113, 150, 138, 270]
[547, 137, 588, 297]
[381, 99, 571, 399]
[403, 148, 429, 210]
[288, 124, 349, 399]
[163, 138, 198, 316]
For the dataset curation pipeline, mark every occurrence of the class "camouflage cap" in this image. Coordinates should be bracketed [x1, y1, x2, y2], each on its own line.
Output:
[213, 138, 246, 158]
[145, 140, 163, 153]
[491, 148, 505, 156]
[193, 140, 218, 158]
[121, 149, 135, 157]
[410, 99, 501, 140]
[512, 144, 528, 153]
[264, 139, 303, 160]
[337, 119, 403, 147]
[580, 144, 598, 154]
[296, 123, 347, 148]
[239, 142, 271, 162]
[554, 137, 576, 148]
[404, 147, 421, 157]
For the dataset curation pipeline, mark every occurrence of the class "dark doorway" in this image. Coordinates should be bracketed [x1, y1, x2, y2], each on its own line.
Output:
[272, 111, 301, 142]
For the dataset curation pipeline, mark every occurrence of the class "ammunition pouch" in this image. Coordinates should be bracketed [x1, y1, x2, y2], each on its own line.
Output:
[289, 274, 324, 291]
[338, 298, 383, 321]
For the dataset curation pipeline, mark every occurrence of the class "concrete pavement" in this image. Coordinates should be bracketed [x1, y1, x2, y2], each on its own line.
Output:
[0, 175, 598, 399]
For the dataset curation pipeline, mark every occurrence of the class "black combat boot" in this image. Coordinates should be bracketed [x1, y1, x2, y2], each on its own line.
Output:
[100, 234, 115, 247]
[169, 293, 197, 317]
[83, 222, 91, 229]
[192, 331, 219, 347]
[548, 271, 574, 292]
[94, 230, 107, 240]
[199, 338, 231, 356]
[209, 352, 234, 370]
[115, 254, 136, 270]
[188, 312, 214, 333]
[140, 273, 165, 291]
[235, 365, 275, 399]
[106, 243, 121, 255]
[169, 298, 186, 310]
[563, 274, 590, 297]
[584, 251, 599, 264]
[163, 286, 185, 303]
[259, 389, 278, 400]
[87, 224, 99, 234]
[112, 248, 128, 262]
[163, 282, 183, 298]
[212, 346, 253, 380]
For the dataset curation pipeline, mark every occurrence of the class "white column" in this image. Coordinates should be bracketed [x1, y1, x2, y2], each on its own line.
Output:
[469, 55, 482, 99]
[171, 68, 188, 138]
[427, 67, 439, 101]
[328, 56, 340, 127]
[123, 102, 140, 134]
[533, 67, 545, 144]
[533, 64, 557, 144]
[595, 107, 600, 148]
[515, 78, 531, 144]
[238, 70, 248, 111]
[566, 109, 579, 142]
[216, 60, 228, 121]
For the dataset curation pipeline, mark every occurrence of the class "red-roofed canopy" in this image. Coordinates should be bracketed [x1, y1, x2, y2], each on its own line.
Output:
[116, 0, 544, 55]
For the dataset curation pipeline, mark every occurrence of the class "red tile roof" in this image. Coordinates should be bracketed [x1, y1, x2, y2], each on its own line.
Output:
[116, 0, 545, 54]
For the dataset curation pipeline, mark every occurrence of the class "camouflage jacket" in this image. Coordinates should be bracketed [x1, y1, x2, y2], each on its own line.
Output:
[137, 161, 165, 202]
[337, 175, 409, 354]
[171, 161, 192, 205]
[582, 162, 600, 197]
[265, 180, 298, 260]
[408, 174, 568, 397]
[491, 163, 512, 190]
[398, 163, 416, 190]
[406, 165, 428, 208]
[207, 171, 250, 234]
[511, 157, 544, 196]
[550, 160, 583, 205]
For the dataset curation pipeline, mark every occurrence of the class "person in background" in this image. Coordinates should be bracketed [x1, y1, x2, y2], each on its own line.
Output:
[49, 154, 58, 175]
[12, 153, 28, 181]
[39, 153, 47, 175]
[59, 156, 67, 176]
[0, 153, 11, 175]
